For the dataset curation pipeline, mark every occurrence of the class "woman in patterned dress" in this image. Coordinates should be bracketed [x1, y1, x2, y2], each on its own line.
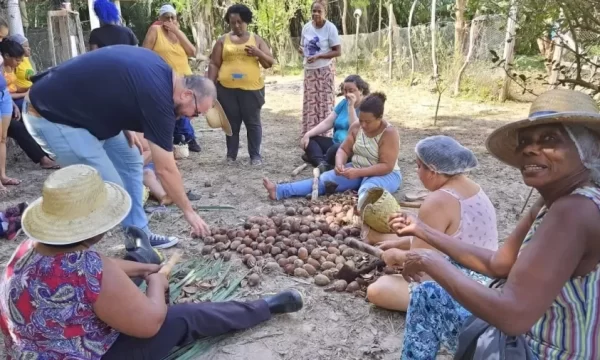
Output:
[298, 0, 341, 136]
[264, 92, 401, 207]
[367, 136, 499, 312]
[386, 89, 600, 359]
[0, 165, 303, 359]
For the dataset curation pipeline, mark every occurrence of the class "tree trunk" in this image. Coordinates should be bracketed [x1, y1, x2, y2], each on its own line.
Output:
[408, 0, 418, 85]
[387, 2, 393, 80]
[378, 0, 382, 46]
[454, 13, 479, 95]
[342, 0, 348, 35]
[454, 0, 467, 55]
[7, 0, 24, 36]
[499, 0, 518, 102]
[431, 0, 438, 78]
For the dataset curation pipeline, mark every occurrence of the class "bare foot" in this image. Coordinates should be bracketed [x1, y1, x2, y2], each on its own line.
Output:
[262, 178, 277, 200]
[1, 177, 20, 186]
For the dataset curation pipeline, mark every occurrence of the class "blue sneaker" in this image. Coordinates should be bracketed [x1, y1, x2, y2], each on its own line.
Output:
[148, 232, 179, 249]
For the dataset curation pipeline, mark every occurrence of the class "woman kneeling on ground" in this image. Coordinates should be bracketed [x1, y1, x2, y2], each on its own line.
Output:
[300, 74, 369, 172]
[264, 92, 401, 207]
[387, 89, 600, 359]
[367, 135, 499, 312]
[0, 164, 303, 360]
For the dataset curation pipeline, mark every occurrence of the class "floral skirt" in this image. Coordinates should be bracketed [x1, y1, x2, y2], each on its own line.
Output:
[401, 259, 490, 360]
[301, 64, 335, 136]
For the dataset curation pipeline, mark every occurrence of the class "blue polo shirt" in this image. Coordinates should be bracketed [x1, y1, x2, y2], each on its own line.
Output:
[29, 45, 176, 151]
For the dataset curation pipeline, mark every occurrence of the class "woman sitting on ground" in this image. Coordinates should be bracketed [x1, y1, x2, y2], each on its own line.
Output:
[367, 135, 499, 312]
[264, 92, 401, 206]
[0, 40, 58, 175]
[0, 164, 303, 360]
[7, 34, 35, 103]
[387, 89, 600, 359]
[300, 74, 369, 172]
[1, 39, 26, 107]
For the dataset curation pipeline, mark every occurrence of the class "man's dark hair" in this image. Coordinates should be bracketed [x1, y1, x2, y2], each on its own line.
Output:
[0, 39, 25, 58]
[224, 4, 253, 24]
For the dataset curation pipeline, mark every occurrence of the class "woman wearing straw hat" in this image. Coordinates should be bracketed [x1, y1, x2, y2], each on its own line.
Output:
[208, 3, 275, 166]
[367, 136, 500, 313]
[0, 164, 303, 359]
[386, 89, 600, 359]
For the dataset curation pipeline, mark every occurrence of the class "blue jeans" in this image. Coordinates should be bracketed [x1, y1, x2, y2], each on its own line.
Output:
[276, 164, 402, 204]
[22, 108, 147, 230]
[174, 117, 195, 142]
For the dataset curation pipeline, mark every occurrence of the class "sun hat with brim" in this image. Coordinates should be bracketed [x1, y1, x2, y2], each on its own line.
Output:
[21, 164, 132, 245]
[205, 99, 233, 136]
[486, 88, 600, 168]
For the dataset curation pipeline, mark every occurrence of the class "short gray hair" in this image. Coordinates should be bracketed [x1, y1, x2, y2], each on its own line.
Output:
[183, 75, 217, 100]
[564, 124, 600, 184]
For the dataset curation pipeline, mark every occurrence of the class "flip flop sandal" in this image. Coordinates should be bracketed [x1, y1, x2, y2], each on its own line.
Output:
[41, 164, 61, 170]
[405, 190, 429, 202]
[145, 205, 169, 214]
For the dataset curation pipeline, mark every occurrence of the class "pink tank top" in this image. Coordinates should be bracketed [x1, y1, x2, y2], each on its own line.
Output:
[438, 188, 499, 250]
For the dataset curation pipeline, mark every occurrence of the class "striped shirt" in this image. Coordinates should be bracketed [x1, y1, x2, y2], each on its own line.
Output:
[351, 125, 400, 171]
[521, 186, 600, 360]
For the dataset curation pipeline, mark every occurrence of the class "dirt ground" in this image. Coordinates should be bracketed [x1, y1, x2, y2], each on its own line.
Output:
[0, 75, 534, 359]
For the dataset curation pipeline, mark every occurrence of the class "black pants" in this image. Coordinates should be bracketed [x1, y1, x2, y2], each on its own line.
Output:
[304, 136, 341, 167]
[102, 299, 271, 360]
[217, 83, 265, 160]
[7, 118, 46, 164]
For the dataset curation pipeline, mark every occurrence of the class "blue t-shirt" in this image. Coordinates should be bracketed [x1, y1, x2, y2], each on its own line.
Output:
[29, 45, 175, 151]
[332, 98, 358, 144]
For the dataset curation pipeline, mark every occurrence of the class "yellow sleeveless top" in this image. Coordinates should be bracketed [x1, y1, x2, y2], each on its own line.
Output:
[217, 34, 263, 90]
[153, 27, 192, 76]
[351, 125, 400, 171]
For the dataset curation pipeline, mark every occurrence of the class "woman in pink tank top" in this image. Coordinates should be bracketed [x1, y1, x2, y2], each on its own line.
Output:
[367, 135, 498, 311]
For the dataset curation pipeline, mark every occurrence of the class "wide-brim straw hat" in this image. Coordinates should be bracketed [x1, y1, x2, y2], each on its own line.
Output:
[21, 164, 131, 245]
[205, 99, 233, 136]
[360, 187, 401, 233]
[486, 89, 600, 168]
